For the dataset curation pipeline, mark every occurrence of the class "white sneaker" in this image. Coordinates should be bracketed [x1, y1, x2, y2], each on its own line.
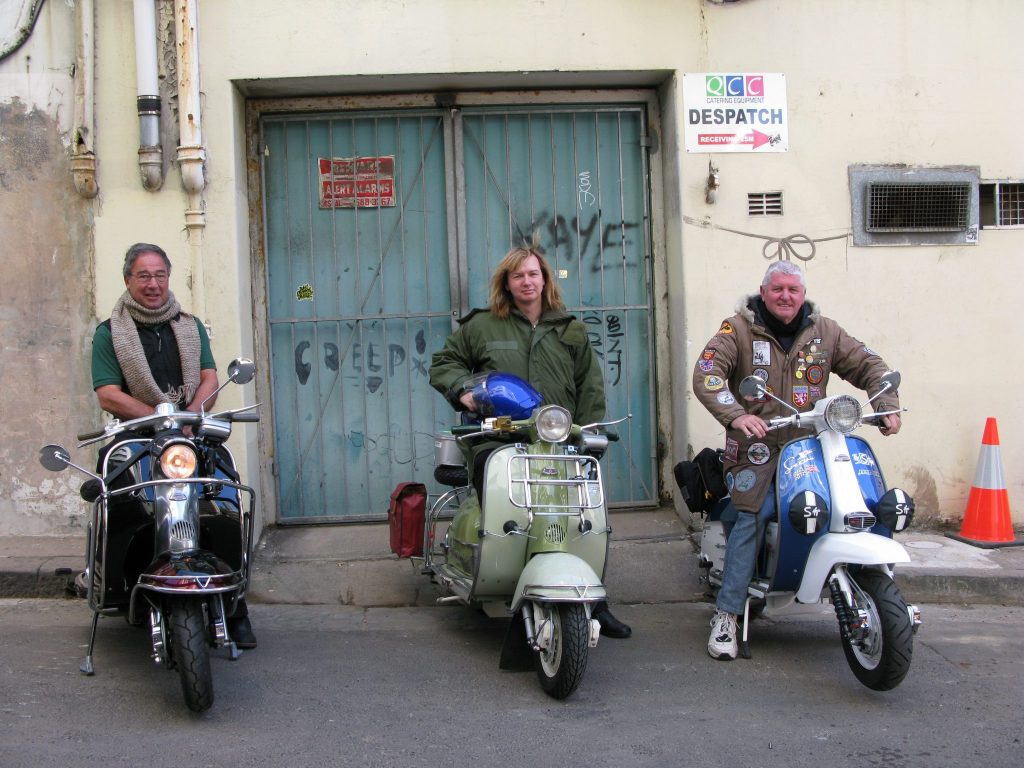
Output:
[708, 610, 738, 660]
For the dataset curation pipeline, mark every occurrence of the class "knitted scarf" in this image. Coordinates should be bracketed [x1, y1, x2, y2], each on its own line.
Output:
[109, 290, 201, 408]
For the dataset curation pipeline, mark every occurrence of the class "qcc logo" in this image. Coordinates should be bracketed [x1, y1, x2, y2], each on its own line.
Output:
[706, 75, 764, 98]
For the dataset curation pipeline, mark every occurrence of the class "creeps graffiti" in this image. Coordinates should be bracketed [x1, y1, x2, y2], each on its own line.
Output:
[290, 316, 629, 394]
[293, 328, 429, 392]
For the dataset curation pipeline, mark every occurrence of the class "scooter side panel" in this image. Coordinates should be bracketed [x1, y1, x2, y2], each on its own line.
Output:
[796, 532, 911, 604]
[770, 437, 830, 592]
[471, 446, 530, 598]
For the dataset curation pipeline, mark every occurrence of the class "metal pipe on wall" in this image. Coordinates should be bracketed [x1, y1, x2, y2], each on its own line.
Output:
[71, 0, 98, 198]
[173, 0, 207, 322]
[133, 0, 163, 190]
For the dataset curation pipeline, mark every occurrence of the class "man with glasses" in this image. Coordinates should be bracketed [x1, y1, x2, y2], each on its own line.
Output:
[90, 242, 256, 648]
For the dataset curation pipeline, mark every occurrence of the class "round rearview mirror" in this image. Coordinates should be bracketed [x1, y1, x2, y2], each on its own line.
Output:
[880, 370, 901, 392]
[228, 358, 256, 385]
[39, 444, 71, 472]
[738, 376, 763, 400]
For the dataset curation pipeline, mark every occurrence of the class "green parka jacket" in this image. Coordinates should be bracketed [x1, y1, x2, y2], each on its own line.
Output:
[693, 294, 899, 513]
[429, 306, 606, 425]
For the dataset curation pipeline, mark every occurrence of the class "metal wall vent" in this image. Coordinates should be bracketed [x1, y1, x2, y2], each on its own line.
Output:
[866, 182, 970, 232]
[849, 165, 979, 246]
[748, 191, 783, 216]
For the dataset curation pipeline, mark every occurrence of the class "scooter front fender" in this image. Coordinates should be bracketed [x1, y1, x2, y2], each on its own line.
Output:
[796, 532, 910, 604]
[509, 552, 606, 613]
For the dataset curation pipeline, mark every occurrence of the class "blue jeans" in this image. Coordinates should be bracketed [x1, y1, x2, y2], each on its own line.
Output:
[716, 483, 776, 616]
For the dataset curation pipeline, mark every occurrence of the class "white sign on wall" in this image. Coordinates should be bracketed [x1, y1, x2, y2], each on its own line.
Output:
[683, 73, 788, 153]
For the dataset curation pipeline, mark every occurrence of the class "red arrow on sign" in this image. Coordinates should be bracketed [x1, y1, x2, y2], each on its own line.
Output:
[750, 129, 773, 149]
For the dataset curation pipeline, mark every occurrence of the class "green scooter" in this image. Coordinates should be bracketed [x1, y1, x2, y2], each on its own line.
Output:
[423, 373, 624, 699]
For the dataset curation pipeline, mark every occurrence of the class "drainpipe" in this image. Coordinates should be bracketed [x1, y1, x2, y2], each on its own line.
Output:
[71, 0, 98, 198]
[133, 0, 163, 190]
[174, 0, 207, 321]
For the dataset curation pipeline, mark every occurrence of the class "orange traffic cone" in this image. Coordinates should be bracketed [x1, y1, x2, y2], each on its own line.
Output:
[946, 418, 1023, 548]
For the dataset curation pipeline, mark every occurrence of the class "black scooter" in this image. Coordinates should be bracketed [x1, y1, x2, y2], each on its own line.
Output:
[39, 358, 259, 712]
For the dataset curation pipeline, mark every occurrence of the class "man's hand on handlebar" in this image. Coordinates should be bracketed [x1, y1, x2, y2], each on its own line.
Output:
[879, 413, 902, 436]
[731, 413, 769, 439]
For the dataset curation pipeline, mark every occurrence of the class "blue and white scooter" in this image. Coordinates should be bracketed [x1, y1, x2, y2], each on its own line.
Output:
[699, 371, 922, 691]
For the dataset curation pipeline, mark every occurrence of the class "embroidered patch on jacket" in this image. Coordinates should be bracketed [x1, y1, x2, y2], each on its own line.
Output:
[734, 469, 757, 492]
[752, 340, 771, 366]
[718, 321, 734, 335]
[725, 438, 739, 462]
[753, 368, 769, 382]
[699, 359, 715, 373]
[747, 443, 771, 465]
[702, 348, 717, 361]
[717, 389, 736, 405]
[704, 375, 725, 391]
[805, 364, 824, 385]
[793, 386, 809, 407]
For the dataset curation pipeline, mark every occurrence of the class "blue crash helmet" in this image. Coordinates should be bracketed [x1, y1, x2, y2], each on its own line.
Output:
[463, 372, 544, 420]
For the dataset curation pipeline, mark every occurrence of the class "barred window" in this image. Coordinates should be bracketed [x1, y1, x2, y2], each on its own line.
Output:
[980, 182, 1024, 228]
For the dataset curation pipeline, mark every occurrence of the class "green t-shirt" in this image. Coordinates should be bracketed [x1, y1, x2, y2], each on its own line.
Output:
[91, 316, 215, 391]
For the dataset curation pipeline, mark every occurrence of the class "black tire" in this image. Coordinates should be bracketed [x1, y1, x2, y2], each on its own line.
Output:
[434, 464, 469, 488]
[534, 603, 589, 700]
[168, 599, 214, 712]
[839, 570, 913, 691]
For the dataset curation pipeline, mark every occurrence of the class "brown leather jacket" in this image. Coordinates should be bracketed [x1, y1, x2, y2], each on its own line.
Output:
[693, 294, 899, 512]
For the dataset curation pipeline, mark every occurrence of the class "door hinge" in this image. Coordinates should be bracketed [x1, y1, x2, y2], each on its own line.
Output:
[639, 129, 659, 154]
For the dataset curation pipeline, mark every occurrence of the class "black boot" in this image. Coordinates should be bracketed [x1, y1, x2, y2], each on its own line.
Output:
[227, 599, 257, 649]
[593, 601, 631, 639]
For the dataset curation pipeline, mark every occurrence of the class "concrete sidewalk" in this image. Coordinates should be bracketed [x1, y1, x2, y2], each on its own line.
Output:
[2, 508, 1023, 606]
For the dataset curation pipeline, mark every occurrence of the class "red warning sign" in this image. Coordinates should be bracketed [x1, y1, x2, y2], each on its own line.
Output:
[318, 156, 396, 208]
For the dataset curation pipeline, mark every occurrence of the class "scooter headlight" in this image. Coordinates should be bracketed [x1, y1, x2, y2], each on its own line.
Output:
[535, 405, 572, 443]
[824, 395, 862, 434]
[159, 443, 197, 479]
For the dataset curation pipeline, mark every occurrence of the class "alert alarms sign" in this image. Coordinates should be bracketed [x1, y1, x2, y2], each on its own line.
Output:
[683, 73, 788, 153]
[318, 156, 396, 208]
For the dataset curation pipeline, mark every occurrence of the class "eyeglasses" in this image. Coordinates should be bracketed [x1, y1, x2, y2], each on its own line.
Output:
[132, 271, 169, 284]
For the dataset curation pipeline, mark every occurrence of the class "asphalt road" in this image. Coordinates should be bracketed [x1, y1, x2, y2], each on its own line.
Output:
[1, 599, 1020, 768]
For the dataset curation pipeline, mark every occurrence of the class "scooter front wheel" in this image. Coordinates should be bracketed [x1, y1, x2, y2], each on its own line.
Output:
[534, 603, 589, 700]
[168, 598, 214, 712]
[840, 570, 913, 691]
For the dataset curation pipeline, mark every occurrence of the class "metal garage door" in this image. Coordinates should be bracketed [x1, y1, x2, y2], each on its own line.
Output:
[260, 101, 655, 521]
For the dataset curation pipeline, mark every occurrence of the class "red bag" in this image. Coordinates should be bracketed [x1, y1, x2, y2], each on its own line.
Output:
[388, 482, 427, 558]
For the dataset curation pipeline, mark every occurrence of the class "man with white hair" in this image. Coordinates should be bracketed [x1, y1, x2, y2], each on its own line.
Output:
[693, 261, 902, 660]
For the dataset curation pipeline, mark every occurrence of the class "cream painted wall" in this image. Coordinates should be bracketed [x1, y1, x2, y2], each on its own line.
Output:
[42, 0, 1024, 534]
[677, 0, 1024, 525]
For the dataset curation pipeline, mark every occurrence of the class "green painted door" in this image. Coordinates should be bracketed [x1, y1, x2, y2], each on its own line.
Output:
[261, 101, 655, 521]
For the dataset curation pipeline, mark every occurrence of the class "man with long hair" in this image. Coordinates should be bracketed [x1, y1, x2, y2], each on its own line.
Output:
[430, 246, 631, 638]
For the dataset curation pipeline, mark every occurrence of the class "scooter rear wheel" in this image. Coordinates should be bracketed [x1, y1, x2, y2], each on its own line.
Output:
[534, 603, 589, 700]
[840, 570, 913, 691]
[168, 598, 214, 712]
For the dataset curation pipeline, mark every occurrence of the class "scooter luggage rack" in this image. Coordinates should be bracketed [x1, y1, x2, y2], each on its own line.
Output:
[506, 453, 604, 512]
